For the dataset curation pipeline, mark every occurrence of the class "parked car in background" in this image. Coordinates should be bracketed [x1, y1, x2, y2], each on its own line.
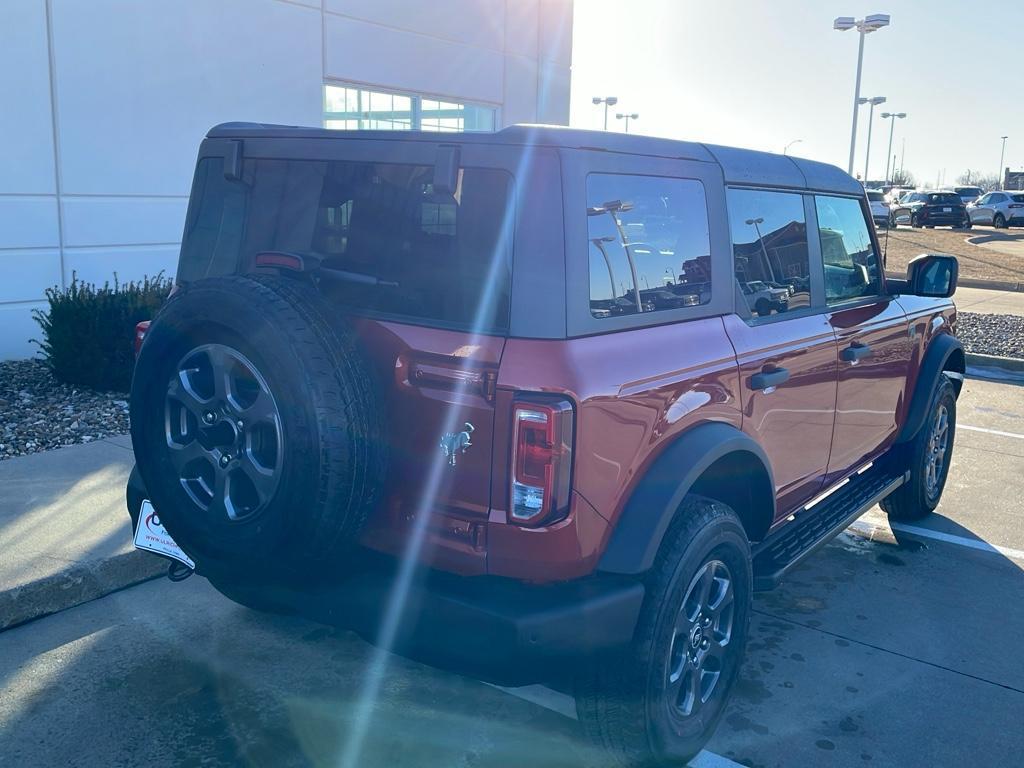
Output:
[866, 190, 892, 228]
[951, 185, 984, 206]
[895, 191, 970, 229]
[885, 187, 915, 205]
[968, 191, 1024, 228]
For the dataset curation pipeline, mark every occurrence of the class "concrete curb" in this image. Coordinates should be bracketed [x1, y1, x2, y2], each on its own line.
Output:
[884, 274, 1024, 293]
[957, 277, 1024, 293]
[965, 353, 1024, 383]
[0, 550, 165, 631]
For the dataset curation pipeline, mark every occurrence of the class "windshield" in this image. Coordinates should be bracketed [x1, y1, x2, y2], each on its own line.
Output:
[958, 188, 983, 198]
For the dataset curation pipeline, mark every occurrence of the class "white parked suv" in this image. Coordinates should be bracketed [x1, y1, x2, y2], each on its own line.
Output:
[968, 191, 1024, 228]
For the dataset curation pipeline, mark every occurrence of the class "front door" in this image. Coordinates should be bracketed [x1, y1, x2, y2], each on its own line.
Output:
[813, 194, 912, 483]
[969, 193, 996, 225]
[723, 188, 838, 517]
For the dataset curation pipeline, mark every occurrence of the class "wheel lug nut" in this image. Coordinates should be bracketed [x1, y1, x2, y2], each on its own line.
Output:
[203, 411, 216, 425]
[236, 420, 244, 430]
[220, 454, 231, 467]
[703, 617, 711, 627]
[701, 639, 709, 650]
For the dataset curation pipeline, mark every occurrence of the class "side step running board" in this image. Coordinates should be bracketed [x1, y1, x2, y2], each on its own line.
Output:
[751, 465, 909, 591]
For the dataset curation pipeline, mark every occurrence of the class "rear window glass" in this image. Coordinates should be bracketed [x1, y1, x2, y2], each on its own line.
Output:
[866, 191, 884, 202]
[178, 156, 513, 333]
[928, 193, 962, 205]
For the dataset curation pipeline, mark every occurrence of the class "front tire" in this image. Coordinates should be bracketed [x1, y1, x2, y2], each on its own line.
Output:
[575, 497, 752, 767]
[881, 377, 956, 521]
[911, 213, 921, 228]
[995, 213, 1007, 229]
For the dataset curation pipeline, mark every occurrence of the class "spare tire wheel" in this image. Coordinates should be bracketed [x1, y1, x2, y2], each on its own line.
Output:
[130, 275, 387, 575]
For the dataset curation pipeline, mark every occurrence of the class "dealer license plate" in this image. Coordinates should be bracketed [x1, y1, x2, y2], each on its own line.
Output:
[134, 499, 194, 569]
[943, 207, 952, 212]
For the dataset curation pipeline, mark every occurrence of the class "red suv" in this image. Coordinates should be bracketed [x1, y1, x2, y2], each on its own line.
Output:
[128, 124, 964, 766]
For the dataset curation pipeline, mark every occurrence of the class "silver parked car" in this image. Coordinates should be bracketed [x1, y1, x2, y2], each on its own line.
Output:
[967, 191, 1024, 228]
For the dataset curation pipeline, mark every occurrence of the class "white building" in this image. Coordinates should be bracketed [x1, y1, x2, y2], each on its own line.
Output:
[0, 0, 573, 359]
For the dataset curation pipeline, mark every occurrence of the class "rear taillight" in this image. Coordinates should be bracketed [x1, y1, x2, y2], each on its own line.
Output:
[510, 398, 574, 526]
[133, 320, 151, 358]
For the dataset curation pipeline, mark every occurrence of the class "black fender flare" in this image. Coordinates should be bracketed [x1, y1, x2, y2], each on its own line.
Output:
[897, 332, 964, 443]
[598, 422, 775, 575]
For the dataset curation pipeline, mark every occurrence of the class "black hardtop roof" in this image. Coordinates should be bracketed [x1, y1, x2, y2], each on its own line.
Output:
[208, 122, 862, 195]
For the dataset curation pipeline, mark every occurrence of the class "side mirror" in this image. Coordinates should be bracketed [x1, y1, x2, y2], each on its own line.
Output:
[907, 254, 958, 298]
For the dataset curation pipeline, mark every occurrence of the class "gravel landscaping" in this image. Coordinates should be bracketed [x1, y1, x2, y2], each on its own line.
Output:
[958, 312, 1024, 360]
[0, 359, 129, 460]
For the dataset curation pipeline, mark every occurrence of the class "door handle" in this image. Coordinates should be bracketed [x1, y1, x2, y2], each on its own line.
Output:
[841, 342, 872, 364]
[749, 366, 790, 391]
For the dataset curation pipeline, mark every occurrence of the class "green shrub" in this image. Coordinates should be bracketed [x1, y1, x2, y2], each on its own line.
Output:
[33, 273, 173, 392]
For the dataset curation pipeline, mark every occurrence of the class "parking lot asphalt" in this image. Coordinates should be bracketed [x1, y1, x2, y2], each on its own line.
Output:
[1, 376, 1022, 768]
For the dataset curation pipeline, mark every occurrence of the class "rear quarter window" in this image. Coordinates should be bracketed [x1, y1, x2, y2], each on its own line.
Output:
[585, 174, 711, 319]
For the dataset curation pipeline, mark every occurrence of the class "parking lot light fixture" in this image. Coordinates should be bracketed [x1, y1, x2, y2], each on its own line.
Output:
[592, 96, 619, 130]
[862, 96, 886, 183]
[616, 112, 640, 133]
[881, 112, 907, 185]
[835, 13, 891, 175]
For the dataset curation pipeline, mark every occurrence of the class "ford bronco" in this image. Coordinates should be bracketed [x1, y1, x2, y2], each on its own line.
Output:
[128, 124, 963, 766]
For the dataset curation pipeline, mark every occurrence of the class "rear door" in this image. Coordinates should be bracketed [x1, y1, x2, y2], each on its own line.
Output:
[722, 188, 838, 516]
[813, 194, 913, 484]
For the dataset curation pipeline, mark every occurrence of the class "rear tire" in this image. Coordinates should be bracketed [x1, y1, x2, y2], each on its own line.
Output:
[575, 496, 752, 767]
[130, 275, 387, 577]
[881, 377, 956, 522]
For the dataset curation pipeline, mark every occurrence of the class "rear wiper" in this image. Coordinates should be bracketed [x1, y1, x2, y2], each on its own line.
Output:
[254, 250, 399, 288]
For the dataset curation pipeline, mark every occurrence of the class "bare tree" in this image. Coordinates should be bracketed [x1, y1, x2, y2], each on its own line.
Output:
[891, 168, 916, 187]
[957, 170, 1000, 191]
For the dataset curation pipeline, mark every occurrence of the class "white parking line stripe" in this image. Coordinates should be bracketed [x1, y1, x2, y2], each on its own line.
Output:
[489, 684, 746, 768]
[849, 520, 1024, 563]
[960, 424, 1024, 440]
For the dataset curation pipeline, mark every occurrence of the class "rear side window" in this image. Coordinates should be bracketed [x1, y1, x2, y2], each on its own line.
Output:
[585, 174, 711, 319]
[1012, 194, 1024, 203]
[178, 156, 513, 333]
[814, 195, 881, 303]
[726, 188, 811, 318]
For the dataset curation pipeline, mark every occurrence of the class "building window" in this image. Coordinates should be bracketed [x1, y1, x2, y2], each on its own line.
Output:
[324, 84, 496, 132]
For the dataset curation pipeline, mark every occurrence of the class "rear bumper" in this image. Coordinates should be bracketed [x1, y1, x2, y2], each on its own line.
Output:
[126, 466, 644, 686]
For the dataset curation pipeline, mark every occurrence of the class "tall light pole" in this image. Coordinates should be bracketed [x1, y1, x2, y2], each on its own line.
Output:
[783, 139, 804, 155]
[880, 111, 906, 185]
[591, 96, 618, 130]
[616, 112, 639, 133]
[834, 14, 891, 175]
[861, 96, 886, 182]
[999, 136, 1009, 188]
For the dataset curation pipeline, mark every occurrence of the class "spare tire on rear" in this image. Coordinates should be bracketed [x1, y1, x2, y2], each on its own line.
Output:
[130, 275, 387, 576]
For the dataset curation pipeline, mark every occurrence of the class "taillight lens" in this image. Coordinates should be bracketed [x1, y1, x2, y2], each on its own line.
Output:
[510, 398, 574, 526]
[133, 320, 150, 358]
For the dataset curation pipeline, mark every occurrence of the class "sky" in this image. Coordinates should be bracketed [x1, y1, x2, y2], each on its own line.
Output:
[569, 0, 1023, 187]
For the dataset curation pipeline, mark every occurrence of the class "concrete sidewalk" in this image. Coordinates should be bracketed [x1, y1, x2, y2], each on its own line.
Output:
[0, 436, 163, 631]
[955, 285, 1024, 315]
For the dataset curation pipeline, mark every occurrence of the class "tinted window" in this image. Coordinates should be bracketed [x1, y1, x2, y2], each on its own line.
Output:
[928, 193, 962, 205]
[814, 195, 881, 303]
[1012, 194, 1024, 203]
[586, 174, 711, 319]
[990, 193, 1007, 203]
[727, 189, 811, 318]
[866, 191, 885, 202]
[178, 157, 513, 332]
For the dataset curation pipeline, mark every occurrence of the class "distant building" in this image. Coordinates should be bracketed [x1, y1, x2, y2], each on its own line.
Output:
[1004, 169, 1024, 191]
